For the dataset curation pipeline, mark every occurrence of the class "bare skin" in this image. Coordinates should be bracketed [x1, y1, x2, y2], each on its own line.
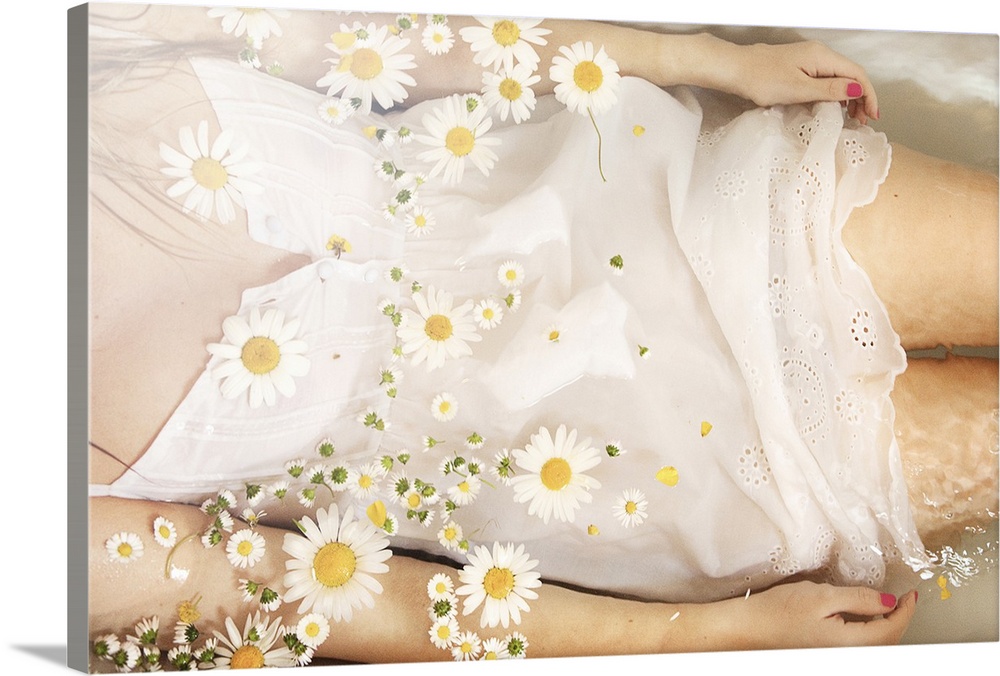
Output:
[86, 4, 995, 661]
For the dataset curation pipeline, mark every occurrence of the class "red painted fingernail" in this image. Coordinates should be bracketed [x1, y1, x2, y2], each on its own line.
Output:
[847, 82, 864, 98]
[914, 591, 918, 603]
[881, 593, 897, 608]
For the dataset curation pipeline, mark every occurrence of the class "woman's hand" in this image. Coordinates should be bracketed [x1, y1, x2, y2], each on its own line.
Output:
[726, 41, 879, 124]
[714, 580, 918, 650]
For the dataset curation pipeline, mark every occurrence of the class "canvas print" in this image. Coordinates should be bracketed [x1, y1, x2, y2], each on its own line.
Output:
[73, 2, 999, 672]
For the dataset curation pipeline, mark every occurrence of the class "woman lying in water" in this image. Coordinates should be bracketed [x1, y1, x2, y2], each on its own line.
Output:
[84, 4, 997, 668]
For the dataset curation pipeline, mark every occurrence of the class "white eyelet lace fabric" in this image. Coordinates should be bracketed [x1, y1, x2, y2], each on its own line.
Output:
[680, 101, 928, 587]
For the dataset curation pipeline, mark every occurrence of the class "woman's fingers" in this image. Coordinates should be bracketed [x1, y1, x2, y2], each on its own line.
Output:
[830, 590, 919, 646]
[824, 585, 902, 618]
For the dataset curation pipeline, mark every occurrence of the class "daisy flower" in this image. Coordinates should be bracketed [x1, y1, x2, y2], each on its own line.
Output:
[206, 7, 289, 49]
[504, 631, 529, 658]
[106, 531, 143, 564]
[166, 645, 193, 671]
[447, 475, 482, 507]
[613, 488, 649, 528]
[608, 254, 625, 275]
[431, 392, 459, 422]
[481, 636, 509, 660]
[422, 22, 455, 55]
[451, 631, 482, 661]
[503, 290, 522, 312]
[131, 616, 159, 646]
[297, 487, 317, 509]
[226, 529, 267, 569]
[152, 516, 177, 548]
[549, 41, 622, 116]
[437, 520, 464, 551]
[429, 616, 460, 650]
[295, 613, 331, 649]
[473, 299, 504, 330]
[456, 541, 542, 629]
[482, 64, 541, 123]
[282, 504, 393, 622]
[285, 458, 306, 479]
[317, 23, 416, 114]
[259, 587, 282, 611]
[397, 287, 482, 371]
[415, 94, 500, 185]
[385, 264, 409, 283]
[269, 480, 290, 499]
[205, 306, 310, 408]
[405, 208, 435, 236]
[546, 325, 561, 343]
[491, 448, 516, 486]
[238, 578, 260, 602]
[427, 573, 456, 600]
[605, 440, 626, 457]
[509, 425, 602, 524]
[213, 611, 294, 669]
[497, 260, 525, 288]
[428, 593, 460, 622]
[317, 97, 357, 125]
[465, 433, 486, 451]
[159, 120, 260, 224]
[347, 462, 385, 501]
[459, 17, 551, 73]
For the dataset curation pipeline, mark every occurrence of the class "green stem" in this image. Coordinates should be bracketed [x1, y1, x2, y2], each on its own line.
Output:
[588, 107, 607, 183]
[164, 533, 199, 579]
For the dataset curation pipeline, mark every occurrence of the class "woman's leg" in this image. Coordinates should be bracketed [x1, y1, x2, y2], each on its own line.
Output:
[891, 354, 999, 551]
[842, 144, 998, 350]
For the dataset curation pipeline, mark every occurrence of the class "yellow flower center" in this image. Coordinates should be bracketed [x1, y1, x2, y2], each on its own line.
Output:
[326, 105, 340, 118]
[312, 542, 357, 588]
[158, 525, 172, 539]
[229, 644, 265, 669]
[498, 77, 522, 101]
[436, 625, 451, 640]
[457, 481, 470, 493]
[485, 651, 497, 660]
[483, 566, 515, 600]
[117, 542, 133, 558]
[633, 125, 646, 137]
[505, 269, 518, 281]
[438, 401, 451, 414]
[573, 60, 604, 93]
[305, 622, 321, 638]
[424, 314, 454, 341]
[435, 581, 448, 594]
[414, 214, 427, 227]
[625, 501, 637, 515]
[191, 157, 229, 191]
[358, 475, 373, 489]
[482, 308, 494, 320]
[461, 641, 474, 654]
[348, 48, 383, 80]
[241, 336, 281, 375]
[443, 527, 457, 541]
[407, 492, 422, 509]
[540, 457, 572, 490]
[237, 540, 254, 557]
[237, 8, 262, 15]
[548, 330, 560, 342]
[492, 19, 521, 46]
[445, 127, 475, 157]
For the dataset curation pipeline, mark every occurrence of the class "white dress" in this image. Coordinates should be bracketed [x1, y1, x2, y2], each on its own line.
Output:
[99, 55, 928, 603]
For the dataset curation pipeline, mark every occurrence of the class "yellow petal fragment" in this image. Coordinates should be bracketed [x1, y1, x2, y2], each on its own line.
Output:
[362, 126, 378, 139]
[366, 500, 387, 528]
[633, 125, 645, 136]
[656, 466, 679, 487]
[701, 421, 712, 437]
[937, 575, 951, 600]
[332, 32, 357, 49]
[587, 524, 600, 536]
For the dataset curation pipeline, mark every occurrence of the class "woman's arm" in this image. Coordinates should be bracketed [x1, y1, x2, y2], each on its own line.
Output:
[88, 5, 877, 122]
[90, 496, 916, 662]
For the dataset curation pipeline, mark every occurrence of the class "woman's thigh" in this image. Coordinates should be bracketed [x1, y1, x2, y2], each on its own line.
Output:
[842, 144, 998, 350]
[891, 354, 998, 550]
